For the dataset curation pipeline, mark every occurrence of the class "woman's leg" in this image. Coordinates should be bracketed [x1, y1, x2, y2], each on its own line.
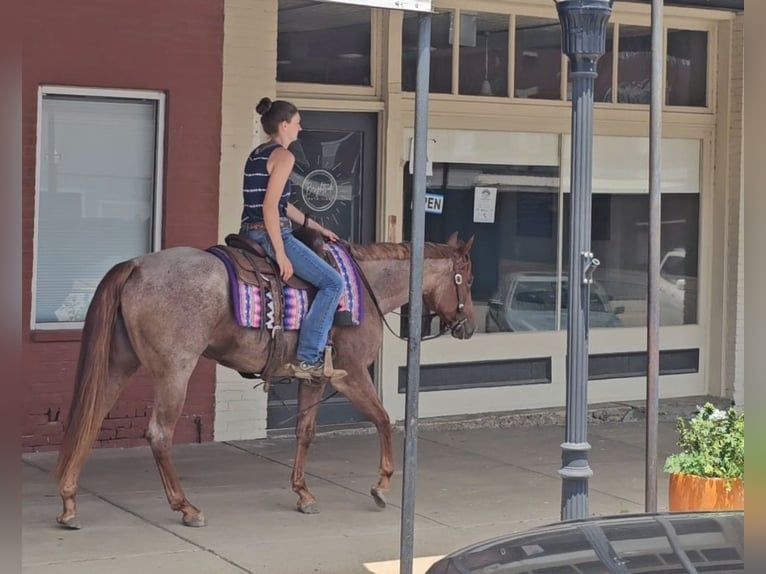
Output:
[280, 233, 344, 365]
[244, 229, 344, 373]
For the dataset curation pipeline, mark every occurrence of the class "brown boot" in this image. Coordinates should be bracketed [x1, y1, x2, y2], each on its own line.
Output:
[288, 361, 347, 382]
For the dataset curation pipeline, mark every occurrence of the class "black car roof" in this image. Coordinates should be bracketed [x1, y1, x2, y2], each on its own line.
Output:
[426, 511, 744, 574]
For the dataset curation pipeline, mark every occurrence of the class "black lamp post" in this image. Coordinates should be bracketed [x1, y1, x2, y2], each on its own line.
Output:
[554, 0, 613, 522]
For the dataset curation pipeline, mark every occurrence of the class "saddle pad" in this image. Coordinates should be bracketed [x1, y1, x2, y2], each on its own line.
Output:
[208, 242, 363, 330]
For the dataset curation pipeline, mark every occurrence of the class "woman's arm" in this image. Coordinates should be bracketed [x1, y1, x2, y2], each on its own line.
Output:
[264, 147, 295, 280]
[286, 203, 340, 242]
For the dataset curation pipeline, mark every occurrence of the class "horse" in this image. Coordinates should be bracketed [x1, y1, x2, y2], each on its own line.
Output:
[53, 232, 476, 529]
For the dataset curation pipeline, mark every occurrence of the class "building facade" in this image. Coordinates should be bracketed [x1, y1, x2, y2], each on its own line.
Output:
[22, 0, 224, 450]
[214, 0, 745, 441]
[20, 0, 744, 450]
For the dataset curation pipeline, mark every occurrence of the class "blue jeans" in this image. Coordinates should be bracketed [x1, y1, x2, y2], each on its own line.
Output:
[245, 228, 344, 365]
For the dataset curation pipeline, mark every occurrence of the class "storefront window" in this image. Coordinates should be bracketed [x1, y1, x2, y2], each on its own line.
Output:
[277, 0, 371, 86]
[514, 16, 561, 100]
[403, 162, 560, 334]
[666, 29, 708, 107]
[562, 136, 701, 327]
[402, 10, 453, 93]
[617, 25, 651, 104]
[35, 90, 162, 326]
[458, 12, 509, 97]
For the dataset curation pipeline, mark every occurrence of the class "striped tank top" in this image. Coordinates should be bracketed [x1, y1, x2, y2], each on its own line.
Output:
[241, 143, 292, 225]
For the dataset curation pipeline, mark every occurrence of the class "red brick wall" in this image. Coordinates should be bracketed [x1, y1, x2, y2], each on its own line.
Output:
[22, 0, 224, 451]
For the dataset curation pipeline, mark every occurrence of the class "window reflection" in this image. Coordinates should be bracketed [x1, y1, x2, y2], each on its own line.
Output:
[667, 29, 707, 107]
[514, 16, 561, 100]
[618, 25, 651, 104]
[402, 11, 453, 93]
[562, 194, 699, 327]
[403, 163, 559, 334]
[458, 12, 509, 97]
[277, 0, 371, 86]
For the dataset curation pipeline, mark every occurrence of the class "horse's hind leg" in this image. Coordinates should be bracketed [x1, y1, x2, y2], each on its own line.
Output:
[291, 380, 327, 514]
[58, 318, 138, 529]
[145, 370, 205, 527]
[328, 367, 394, 509]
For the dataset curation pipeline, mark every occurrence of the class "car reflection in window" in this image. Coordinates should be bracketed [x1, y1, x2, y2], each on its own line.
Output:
[486, 272, 624, 332]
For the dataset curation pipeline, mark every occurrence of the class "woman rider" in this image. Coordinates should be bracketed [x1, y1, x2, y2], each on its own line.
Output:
[241, 97, 347, 382]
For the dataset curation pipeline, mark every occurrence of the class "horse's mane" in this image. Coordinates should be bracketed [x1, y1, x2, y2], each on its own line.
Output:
[348, 241, 455, 262]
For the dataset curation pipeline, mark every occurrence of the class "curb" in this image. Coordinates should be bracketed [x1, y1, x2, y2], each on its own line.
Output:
[285, 395, 733, 439]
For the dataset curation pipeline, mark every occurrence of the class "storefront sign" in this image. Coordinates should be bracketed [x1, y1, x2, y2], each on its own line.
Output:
[425, 193, 443, 214]
[319, 0, 432, 12]
[473, 186, 497, 223]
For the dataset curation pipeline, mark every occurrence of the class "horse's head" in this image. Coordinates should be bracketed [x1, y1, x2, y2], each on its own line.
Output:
[425, 232, 477, 340]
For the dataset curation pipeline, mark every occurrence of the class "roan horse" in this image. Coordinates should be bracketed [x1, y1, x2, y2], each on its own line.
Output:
[54, 232, 476, 528]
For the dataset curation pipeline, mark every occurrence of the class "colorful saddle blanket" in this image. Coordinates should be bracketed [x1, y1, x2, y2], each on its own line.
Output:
[210, 242, 363, 330]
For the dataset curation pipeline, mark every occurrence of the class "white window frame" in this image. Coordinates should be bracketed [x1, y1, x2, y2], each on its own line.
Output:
[32, 85, 166, 331]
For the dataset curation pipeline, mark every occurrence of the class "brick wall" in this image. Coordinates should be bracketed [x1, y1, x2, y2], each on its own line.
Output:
[22, 0, 224, 451]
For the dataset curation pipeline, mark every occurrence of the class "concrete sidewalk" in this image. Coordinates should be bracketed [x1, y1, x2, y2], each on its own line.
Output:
[21, 399, 708, 574]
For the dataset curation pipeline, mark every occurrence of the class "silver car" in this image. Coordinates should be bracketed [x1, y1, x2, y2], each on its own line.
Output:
[485, 272, 624, 332]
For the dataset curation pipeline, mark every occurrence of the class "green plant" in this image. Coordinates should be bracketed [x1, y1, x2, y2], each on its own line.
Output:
[664, 402, 744, 486]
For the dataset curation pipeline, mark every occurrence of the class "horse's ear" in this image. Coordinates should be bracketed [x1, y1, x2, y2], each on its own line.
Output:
[460, 235, 475, 254]
[446, 232, 459, 247]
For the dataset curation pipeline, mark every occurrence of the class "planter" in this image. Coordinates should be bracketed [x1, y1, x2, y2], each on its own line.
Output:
[668, 472, 744, 511]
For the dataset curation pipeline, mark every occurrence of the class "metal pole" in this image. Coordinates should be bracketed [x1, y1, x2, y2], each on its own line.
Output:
[645, 0, 663, 514]
[400, 12, 431, 574]
[555, 0, 612, 522]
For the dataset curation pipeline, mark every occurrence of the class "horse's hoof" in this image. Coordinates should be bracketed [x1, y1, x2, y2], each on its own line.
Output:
[57, 515, 82, 530]
[298, 502, 320, 514]
[182, 513, 207, 527]
[371, 487, 387, 509]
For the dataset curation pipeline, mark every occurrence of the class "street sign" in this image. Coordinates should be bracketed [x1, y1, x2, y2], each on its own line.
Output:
[318, 0, 432, 12]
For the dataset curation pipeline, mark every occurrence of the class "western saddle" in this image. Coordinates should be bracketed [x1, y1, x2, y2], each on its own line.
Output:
[220, 229, 326, 385]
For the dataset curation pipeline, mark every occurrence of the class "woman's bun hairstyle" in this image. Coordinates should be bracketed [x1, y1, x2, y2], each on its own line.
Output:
[255, 97, 272, 116]
[256, 98, 299, 135]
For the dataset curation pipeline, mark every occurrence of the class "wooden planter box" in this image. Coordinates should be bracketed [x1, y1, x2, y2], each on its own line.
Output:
[668, 472, 744, 511]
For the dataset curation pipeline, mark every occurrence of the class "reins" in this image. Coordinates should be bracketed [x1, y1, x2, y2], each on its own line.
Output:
[343, 241, 448, 342]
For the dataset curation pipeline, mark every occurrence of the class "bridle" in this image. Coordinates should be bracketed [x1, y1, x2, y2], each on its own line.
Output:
[350, 246, 472, 342]
[444, 251, 472, 337]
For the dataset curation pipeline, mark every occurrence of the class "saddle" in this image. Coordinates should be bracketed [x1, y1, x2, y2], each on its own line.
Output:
[218, 228, 328, 385]
[223, 234, 314, 291]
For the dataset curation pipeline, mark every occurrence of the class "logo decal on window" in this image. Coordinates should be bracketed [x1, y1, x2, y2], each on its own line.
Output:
[301, 169, 339, 213]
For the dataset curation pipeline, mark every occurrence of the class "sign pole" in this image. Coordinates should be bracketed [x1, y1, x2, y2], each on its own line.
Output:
[400, 11, 431, 574]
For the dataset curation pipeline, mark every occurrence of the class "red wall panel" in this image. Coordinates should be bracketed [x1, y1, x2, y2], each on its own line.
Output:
[22, 0, 224, 451]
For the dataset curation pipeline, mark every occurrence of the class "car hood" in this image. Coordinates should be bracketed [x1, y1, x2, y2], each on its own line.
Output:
[507, 310, 621, 331]
[426, 511, 743, 574]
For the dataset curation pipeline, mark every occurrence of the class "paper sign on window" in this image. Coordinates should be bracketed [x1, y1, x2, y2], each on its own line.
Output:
[473, 186, 497, 223]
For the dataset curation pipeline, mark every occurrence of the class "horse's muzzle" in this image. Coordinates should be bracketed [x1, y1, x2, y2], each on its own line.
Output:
[451, 317, 475, 340]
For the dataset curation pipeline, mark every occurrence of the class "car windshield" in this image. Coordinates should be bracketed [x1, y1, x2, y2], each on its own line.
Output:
[511, 281, 557, 311]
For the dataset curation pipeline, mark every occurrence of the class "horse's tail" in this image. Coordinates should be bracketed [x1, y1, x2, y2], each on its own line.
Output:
[54, 260, 137, 484]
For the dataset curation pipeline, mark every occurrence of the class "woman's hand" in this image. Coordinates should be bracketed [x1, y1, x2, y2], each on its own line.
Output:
[276, 252, 294, 281]
[319, 226, 340, 242]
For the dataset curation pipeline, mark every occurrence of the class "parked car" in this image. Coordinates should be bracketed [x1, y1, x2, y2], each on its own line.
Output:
[485, 272, 624, 332]
[425, 511, 744, 574]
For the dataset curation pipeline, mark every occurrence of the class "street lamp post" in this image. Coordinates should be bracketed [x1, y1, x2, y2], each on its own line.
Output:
[554, 0, 613, 522]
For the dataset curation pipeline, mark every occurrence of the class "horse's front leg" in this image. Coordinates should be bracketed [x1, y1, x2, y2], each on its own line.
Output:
[328, 367, 394, 509]
[292, 379, 327, 514]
